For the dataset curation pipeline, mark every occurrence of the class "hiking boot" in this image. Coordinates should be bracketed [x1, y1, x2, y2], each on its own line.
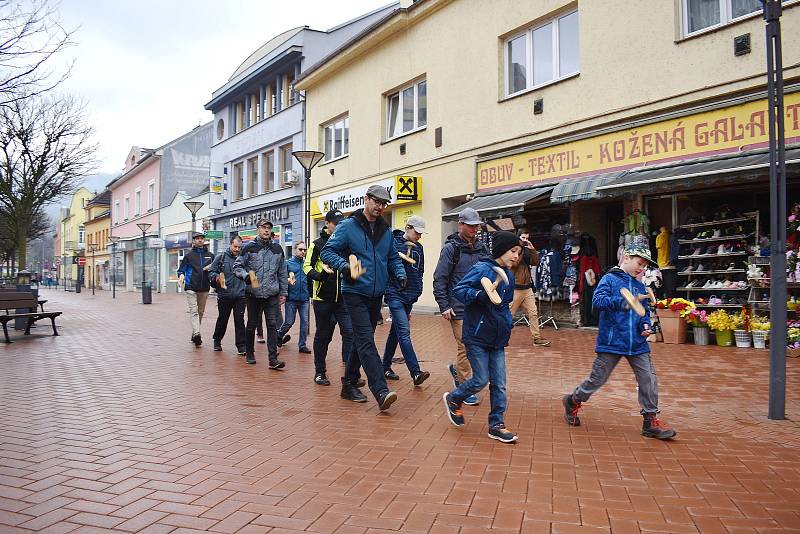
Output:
[245, 353, 256, 365]
[463, 394, 480, 406]
[192, 334, 202, 347]
[340, 378, 367, 403]
[443, 392, 465, 426]
[268, 358, 285, 370]
[314, 373, 330, 386]
[213, 340, 222, 351]
[563, 394, 582, 426]
[642, 414, 677, 440]
[412, 370, 430, 386]
[278, 334, 291, 347]
[447, 363, 460, 388]
[377, 390, 398, 411]
[488, 425, 518, 443]
[299, 347, 311, 354]
[533, 338, 551, 347]
[384, 368, 400, 380]
[256, 334, 266, 344]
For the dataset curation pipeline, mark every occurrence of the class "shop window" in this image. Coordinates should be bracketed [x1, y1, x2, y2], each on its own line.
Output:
[386, 79, 427, 140]
[504, 10, 579, 97]
[683, 0, 787, 35]
[323, 115, 349, 162]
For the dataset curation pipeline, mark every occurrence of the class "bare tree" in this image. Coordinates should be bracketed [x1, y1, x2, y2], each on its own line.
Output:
[0, 0, 74, 108]
[0, 93, 97, 269]
[0, 207, 49, 272]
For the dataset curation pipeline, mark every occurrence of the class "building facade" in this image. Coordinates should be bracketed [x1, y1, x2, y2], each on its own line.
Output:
[83, 190, 111, 290]
[159, 190, 211, 293]
[57, 187, 94, 288]
[296, 0, 800, 315]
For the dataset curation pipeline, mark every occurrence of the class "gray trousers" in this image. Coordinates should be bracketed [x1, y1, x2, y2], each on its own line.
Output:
[573, 352, 659, 414]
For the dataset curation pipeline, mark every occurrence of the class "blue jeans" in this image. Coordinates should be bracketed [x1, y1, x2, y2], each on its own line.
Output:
[382, 299, 420, 375]
[450, 344, 507, 428]
[572, 352, 659, 414]
[278, 300, 308, 349]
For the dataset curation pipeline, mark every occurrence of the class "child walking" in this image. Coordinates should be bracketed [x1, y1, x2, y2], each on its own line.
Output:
[443, 231, 521, 443]
[562, 241, 676, 440]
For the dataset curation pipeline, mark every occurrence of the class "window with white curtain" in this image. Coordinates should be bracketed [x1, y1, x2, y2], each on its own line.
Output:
[386, 79, 427, 140]
[683, 0, 786, 35]
[323, 116, 349, 161]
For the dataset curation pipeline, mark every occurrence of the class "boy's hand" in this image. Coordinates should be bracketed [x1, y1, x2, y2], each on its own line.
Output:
[641, 323, 653, 337]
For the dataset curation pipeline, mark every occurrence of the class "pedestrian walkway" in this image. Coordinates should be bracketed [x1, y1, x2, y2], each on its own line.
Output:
[1, 290, 798, 533]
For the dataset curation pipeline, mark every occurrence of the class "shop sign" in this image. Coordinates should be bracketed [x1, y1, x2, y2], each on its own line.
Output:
[229, 206, 291, 229]
[284, 224, 292, 244]
[204, 230, 224, 239]
[477, 92, 800, 192]
[148, 238, 164, 248]
[164, 232, 191, 249]
[311, 176, 422, 218]
[210, 176, 223, 194]
[238, 229, 257, 241]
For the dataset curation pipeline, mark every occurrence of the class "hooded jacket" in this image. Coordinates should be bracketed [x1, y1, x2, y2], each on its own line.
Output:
[320, 209, 405, 298]
[286, 255, 308, 302]
[304, 228, 341, 302]
[593, 267, 652, 356]
[232, 237, 288, 298]
[453, 258, 515, 349]
[432, 232, 490, 319]
[177, 246, 213, 292]
[208, 249, 246, 299]
[385, 229, 424, 304]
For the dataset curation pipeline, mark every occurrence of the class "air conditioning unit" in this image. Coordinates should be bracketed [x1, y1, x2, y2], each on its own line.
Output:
[282, 170, 300, 186]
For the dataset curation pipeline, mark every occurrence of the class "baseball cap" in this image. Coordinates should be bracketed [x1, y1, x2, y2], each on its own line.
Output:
[192, 231, 205, 239]
[366, 184, 392, 203]
[325, 209, 345, 223]
[406, 215, 426, 234]
[623, 236, 657, 266]
[255, 218, 272, 228]
[458, 207, 482, 225]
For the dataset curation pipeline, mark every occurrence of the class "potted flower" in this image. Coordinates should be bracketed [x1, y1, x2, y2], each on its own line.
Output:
[706, 309, 742, 347]
[750, 316, 770, 349]
[789, 321, 800, 358]
[655, 298, 695, 344]
[734, 307, 752, 348]
[685, 308, 709, 345]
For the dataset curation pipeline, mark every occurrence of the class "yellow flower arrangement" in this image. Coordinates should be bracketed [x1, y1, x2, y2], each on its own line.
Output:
[706, 309, 743, 332]
[750, 316, 770, 331]
[655, 297, 696, 318]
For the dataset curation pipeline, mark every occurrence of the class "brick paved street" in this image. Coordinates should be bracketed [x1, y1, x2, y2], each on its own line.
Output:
[1, 289, 799, 533]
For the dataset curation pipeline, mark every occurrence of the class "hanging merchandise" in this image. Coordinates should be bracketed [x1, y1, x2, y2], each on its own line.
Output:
[536, 248, 564, 301]
[625, 208, 651, 235]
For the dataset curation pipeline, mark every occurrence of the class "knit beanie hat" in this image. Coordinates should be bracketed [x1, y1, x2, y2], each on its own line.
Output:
[491, 231, 521, 259]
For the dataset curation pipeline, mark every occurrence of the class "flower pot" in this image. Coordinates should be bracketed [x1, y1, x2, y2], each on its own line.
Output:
[693, 326, 710, 346]
[752, 330, 768, 349]
[657, 309, 687, 344]
[715, 329, 733, 347]
[734, 329, 751, 348]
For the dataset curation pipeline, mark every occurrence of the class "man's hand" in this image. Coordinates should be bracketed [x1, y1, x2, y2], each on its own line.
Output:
[441, 308, 455, 320]
[398, 277, 407, 289]
[280, 295, 286, 305]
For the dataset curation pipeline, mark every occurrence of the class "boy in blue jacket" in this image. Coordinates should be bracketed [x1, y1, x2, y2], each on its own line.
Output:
[443, 231, 521, 443]
[562, 241, 676, 440]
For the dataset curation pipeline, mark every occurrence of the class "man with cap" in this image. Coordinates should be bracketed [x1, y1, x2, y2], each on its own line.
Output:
[433, 207, 490, 406]
[561, 238, 677, 440]
[304, 209, 354, 386]
[177, 232, 214, 346]
[382, 215, 430, 386]
[233, 219, 289, 368]
[321, 184, 406, 411]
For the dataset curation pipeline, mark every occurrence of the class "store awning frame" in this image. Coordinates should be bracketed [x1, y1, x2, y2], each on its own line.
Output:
[549, 171, 626, 204]
[443, 186, 553, 220]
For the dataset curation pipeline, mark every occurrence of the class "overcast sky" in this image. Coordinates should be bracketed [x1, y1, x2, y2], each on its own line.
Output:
[56, 0, 392, 178]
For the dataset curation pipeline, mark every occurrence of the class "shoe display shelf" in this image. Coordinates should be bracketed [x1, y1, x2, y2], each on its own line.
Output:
[676, 211, 758, 308]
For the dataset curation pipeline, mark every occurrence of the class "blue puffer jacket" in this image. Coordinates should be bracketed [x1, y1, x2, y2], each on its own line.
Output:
[385, 230, 424, 304]
[593, 267, 652, 356]
[320, 209, 405, 298]
[454, 259, 515, 349]
[286, 256, 308, 302]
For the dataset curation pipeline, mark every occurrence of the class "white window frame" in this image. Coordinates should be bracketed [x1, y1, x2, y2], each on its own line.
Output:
[323, 115, 350, 162]
[134, 187, 141, 216]
[114, 200, 120, 225]
[503, 10, 579, 98]
[124, 194, 130, 221]
[386, 79, 427, 141]
[147, 181, 155, 211]
[682, 0, 788, 36]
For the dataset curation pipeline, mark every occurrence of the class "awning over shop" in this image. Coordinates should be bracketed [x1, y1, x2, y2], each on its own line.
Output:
[549, 171, 625, 204]
[596, 146, 800, 195]
[443, 186, 553, 219]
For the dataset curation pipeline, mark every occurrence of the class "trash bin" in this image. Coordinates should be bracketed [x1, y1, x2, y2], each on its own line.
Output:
[75, 279, 81, 293]
[141, 282, 152, 304]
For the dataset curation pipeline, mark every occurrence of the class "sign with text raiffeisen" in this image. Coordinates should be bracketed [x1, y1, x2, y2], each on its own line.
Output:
[311, 176, 422, 218]
[476, 92, 800, 192]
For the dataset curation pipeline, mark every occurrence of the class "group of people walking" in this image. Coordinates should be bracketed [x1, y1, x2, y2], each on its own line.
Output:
[177, 183, 676, 444]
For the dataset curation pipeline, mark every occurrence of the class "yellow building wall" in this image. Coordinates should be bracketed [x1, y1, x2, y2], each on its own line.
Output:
[60, 187, 94, 282]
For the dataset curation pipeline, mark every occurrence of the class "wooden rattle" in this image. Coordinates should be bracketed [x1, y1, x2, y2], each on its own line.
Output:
[480, 266, 509, 305]
[288, 271, 296, 285]
[218, 272, 226, 289]
[249, 271, 260, 288]
[178, 274, 185, 290]
[398, 241, 417, 264]
[619, 287, 647, 317]
[348, 254, 365, 279]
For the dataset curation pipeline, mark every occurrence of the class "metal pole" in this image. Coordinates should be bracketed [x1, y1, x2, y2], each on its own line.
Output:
[112, 244, 116, 299]
[141, 231, 146, 291]
[92, 247, 95, 295]
[763, 0, 787, 420]
[305, 170, 311, 327]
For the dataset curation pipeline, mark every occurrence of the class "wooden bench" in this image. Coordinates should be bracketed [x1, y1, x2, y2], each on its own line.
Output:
[0, 292, 62, 343]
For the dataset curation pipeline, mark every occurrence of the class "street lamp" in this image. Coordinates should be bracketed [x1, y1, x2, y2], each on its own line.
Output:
[88, 243, 98, 295]
[136, 222, 152, 304]
[109, 235, 119, 299]
[184, 201, 204, 233]
[292, 150, 325, 245]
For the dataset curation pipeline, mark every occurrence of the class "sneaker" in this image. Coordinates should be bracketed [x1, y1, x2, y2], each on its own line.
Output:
[533, 338, 551, 347]
[391, 356, 405, 364]
[563, 394, 582, 426]
[268, 359, 285, 370]
[447, 363, 460, 388]
[213, 341, 222, 351]
[463, 394, 480, 406]
[412, 370, 430, 386]
[256, 334, 266, 344]
[299, 347, 312, 354]
[384, 368, 400, 380]
[278, 334, 291, 347]
[442, 392, 464, 426]
[314, 373, 330, 386]
[641, 414, 677, 440]
[245, 354, 256, 365]
[377, 390, 398, 411]
[192, 334, 202, 347]
[488, 425, 518, 443]
[237, 347, 246, 356]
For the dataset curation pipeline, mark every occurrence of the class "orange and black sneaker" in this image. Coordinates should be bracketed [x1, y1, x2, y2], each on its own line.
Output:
[443, 392, 464, 426]
[642, 414, 677, 440]
[488, 425, 518, 443]
[563, 394, 582, 426]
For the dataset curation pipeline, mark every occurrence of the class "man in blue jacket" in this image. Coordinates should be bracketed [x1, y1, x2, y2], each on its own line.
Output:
[209, 235, 246, 354]
[382, 215, 430, 386]
[562, 241, 677, 440]
[177, 232, 214, 346]
[277, 242, 310, 353]
[321, 184, 406, 411]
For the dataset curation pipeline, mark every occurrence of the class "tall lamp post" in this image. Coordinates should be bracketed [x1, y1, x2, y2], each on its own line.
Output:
[136, 223, 152, 304]
[88, 243, 98, 295]
[292, 151, 325, 246]
[109, 235, 119, 299]
[184, 201, 204, 233]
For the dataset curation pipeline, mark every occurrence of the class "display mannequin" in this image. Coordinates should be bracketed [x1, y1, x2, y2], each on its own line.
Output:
[655, 226, 670, 268]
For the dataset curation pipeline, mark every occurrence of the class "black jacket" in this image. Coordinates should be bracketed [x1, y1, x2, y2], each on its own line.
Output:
[177, 246, 213, 292]
[208, 249, 246, 299]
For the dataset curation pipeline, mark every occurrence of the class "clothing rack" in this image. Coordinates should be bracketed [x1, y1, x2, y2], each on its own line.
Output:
[538, 296, 558, 330]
